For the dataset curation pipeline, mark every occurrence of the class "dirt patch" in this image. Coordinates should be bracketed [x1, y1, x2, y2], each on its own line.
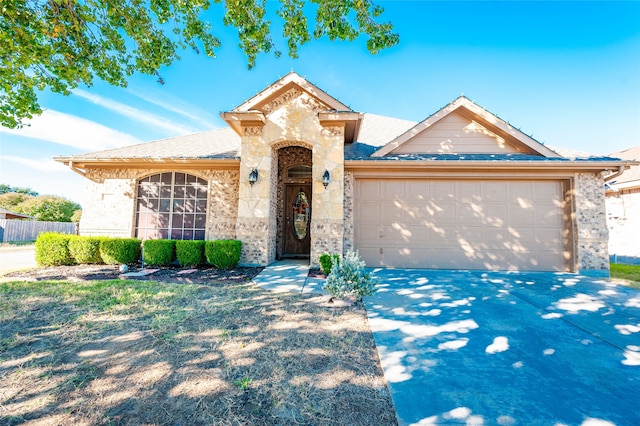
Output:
[0, 268, 396, 425]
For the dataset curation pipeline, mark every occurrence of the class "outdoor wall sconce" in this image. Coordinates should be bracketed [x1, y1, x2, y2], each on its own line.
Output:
[248, 168, 258, 186]
[322, 170, 330, 188]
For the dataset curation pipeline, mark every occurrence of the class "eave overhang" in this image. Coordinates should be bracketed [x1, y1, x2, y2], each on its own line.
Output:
[318, 111, 364, 143]
[219, 111, 266, 137]
[345, 159, 633, 175]
[54, 156, 240, 177]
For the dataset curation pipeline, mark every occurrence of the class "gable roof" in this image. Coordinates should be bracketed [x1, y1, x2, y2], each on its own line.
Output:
[371, 96, 561, 158]
[232, 72, 351, 113]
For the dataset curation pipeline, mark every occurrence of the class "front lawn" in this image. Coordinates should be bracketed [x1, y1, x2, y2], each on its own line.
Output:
[610, 263, 640, 290]
[0, 279, 396, 425]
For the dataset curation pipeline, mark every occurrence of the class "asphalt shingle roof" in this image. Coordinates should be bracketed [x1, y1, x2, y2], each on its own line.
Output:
[69, 128, 240, 160]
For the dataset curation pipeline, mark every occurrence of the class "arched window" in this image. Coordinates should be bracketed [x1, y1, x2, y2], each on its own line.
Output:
[135, 172, 207, 240]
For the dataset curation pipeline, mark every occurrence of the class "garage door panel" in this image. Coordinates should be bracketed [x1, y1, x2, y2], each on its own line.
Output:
[383, 180, 405, 199]
[508, 204, 535, 225]
[405, 181, 430, 200]
[358, 247, 381, 267]
[357, 224, 380, 245]
[357, 202, 381, 222]
[355, 179, 568, 271]
[431, 182, 456, 200]
[358, 181, 381, 200]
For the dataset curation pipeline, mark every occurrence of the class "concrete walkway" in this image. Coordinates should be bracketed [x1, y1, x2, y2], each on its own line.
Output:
[252, 259, 328, 296]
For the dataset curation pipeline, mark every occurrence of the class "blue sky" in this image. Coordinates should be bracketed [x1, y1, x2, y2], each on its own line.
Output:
[1, 1, 639, 205]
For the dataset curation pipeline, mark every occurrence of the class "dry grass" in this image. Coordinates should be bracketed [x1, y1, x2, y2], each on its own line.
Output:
[0, 278, 396, 425]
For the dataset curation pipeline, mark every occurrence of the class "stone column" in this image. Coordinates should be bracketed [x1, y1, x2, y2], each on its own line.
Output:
[574, 172, 610, 274]
[236, 126, 275, 266]
[310, 126, 345, 266]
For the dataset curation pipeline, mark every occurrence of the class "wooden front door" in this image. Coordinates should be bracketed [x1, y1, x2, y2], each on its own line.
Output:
[283, 184, 312, 257]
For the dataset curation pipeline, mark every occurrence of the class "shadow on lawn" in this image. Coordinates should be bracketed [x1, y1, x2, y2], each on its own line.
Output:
[0, 279, 396, 425]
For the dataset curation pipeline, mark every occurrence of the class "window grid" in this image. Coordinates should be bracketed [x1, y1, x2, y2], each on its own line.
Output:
[135, 172, 207, 240]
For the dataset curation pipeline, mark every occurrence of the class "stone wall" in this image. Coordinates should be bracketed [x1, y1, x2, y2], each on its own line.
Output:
[574, 172, 610, 273]
[80, 168, 240, 242]
[343, 172, 354, 253]
[235, 89, 345, 266]
[80, 168, 149, 237]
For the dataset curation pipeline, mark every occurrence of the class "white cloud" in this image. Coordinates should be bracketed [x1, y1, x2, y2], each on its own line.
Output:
[2, 156, 69, 172]
[0, 109, 142, 151]
[74, 89, 201, 135]
[130, 89, 217, 130]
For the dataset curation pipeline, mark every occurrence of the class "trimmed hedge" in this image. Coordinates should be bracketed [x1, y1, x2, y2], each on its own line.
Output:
[205, 239, 242, 269]
[143, 239, 176, 266]
[68, 236, 102, 264]
[100, 238, 141, 265]
[35, 232, 73, 266]
[319, 253, 340, 275]
[176, 240, 205, 267]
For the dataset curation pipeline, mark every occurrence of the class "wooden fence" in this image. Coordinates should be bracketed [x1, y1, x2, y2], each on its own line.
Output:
[0, 219, 78, 242]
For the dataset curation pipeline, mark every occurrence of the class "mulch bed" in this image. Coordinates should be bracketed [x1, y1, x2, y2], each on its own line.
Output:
[2, 264, 265, 284]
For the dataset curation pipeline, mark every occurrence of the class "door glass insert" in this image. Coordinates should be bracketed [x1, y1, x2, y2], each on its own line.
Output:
[292, 190, 310, 239]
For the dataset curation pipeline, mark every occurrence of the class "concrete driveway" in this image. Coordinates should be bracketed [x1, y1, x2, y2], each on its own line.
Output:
[365, 269, 640, 425]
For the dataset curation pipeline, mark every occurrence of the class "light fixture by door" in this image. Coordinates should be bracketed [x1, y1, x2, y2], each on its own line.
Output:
[249, 168, 258, 186]
[322, 170, 330, 188]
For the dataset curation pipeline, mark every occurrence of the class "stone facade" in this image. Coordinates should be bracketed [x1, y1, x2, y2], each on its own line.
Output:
[574, 172, 610, 273]
[80, 168, 240, 242]
[343, 172, 355, 253]
[234, 89, 345, 266]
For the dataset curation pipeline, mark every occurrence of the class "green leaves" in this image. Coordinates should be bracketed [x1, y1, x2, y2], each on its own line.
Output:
[1, 0, 398, 129]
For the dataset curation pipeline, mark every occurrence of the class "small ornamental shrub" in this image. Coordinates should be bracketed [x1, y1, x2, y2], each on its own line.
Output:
[100, 237, 141, 265]
[319, 253, 340, 275]
[323, 250, 377, 301]
[68, 236, 102, 264]
[205, 239, 242, 269]
[143, 239, 176, 266]
[176, 240, 205, 267]
[35, 232, 73, 266]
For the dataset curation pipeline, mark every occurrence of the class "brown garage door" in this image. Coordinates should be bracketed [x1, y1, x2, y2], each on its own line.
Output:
[354, 179, 569, 271]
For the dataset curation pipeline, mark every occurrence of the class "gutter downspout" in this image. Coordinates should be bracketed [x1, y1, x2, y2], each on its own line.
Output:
[67, 161, 86, 177]
[604, 165, 626, 183]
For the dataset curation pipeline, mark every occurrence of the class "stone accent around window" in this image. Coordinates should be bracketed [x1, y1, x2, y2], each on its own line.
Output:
[574, 172, 610, 272]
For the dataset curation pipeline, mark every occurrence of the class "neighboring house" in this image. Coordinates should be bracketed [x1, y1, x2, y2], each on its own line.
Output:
[606, 146, 640, 264]
[55, 72, 629, 274]
[0, 208, 32, 220]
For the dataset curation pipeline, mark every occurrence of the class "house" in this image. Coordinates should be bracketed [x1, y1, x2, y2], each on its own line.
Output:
[0, 208, 33, 220]
[606, 146, 640, 264]
[55, 72, 629, 275]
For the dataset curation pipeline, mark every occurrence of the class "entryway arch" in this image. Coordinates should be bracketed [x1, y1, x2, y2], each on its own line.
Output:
[274, 144, 313, 259]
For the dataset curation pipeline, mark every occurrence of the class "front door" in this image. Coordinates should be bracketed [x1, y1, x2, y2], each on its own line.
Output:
[283, 184, 312, 257]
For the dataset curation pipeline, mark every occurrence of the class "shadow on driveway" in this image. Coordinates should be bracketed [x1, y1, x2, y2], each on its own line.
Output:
[365, 270, 640, 425]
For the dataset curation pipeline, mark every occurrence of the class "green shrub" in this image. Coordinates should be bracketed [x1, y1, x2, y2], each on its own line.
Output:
[68, 236, 102, 264]
[323, 250, 377, 300]
[319, 253, 340, 275]
[205, 239, 242, 269]
[176, 240, 205, 267]
[100, 237, 141, 265]
[143, 239, 176, 266]
[35, 232, 73, 266]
